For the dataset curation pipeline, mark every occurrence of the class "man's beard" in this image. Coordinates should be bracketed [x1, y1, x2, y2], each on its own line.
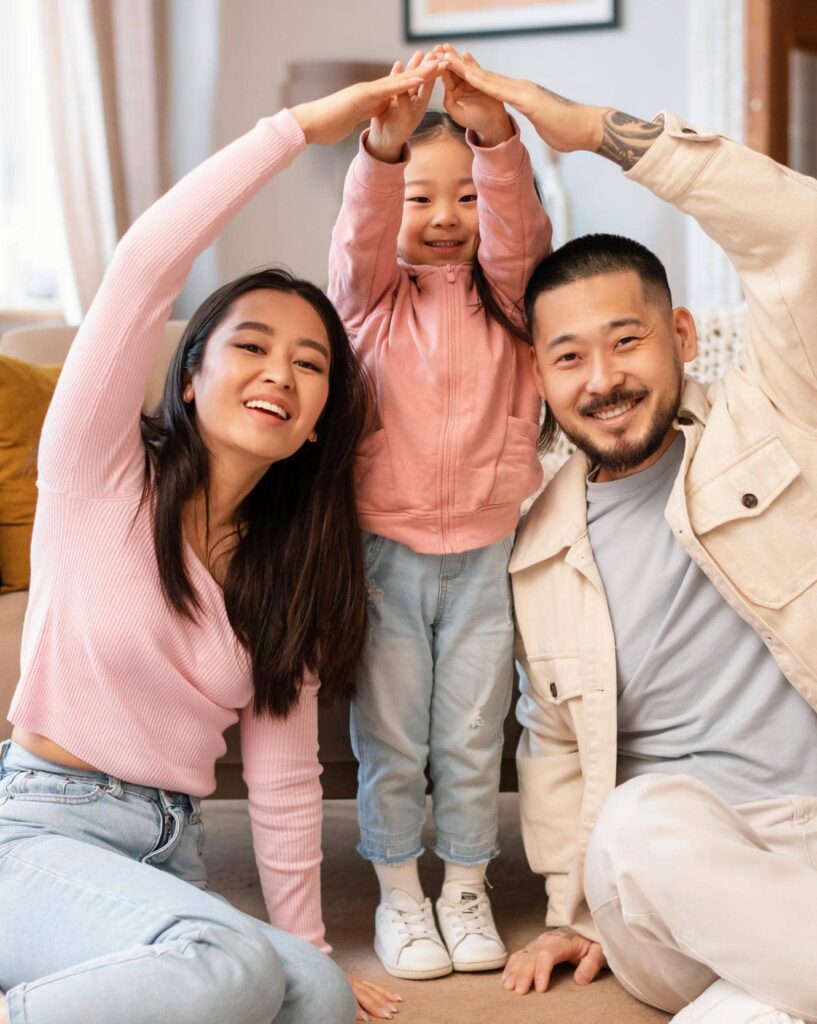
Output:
[557, 370, 683, 476]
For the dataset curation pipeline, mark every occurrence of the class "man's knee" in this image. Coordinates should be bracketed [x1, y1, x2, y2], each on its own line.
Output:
[584, 774, 700, 909]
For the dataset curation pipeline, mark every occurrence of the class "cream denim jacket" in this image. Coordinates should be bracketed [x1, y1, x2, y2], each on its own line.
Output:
[510, 113, 817, 941]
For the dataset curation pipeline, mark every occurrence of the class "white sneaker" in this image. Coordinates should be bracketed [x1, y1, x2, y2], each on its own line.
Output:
[374, 888, 453, 980]
[435, 882, 508, 972]
[671, 980, 805, 1024]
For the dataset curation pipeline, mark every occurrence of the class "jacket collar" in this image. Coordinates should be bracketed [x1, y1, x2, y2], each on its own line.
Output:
[509, 376, 712, 575]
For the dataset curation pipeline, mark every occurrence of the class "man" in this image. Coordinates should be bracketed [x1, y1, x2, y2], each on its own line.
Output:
[439, 47, 817, 1024]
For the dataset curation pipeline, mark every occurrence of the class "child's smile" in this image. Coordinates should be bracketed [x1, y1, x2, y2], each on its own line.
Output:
[397, 133, 480, 267]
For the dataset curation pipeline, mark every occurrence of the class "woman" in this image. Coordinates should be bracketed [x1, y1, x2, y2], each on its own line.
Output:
[0, 64, 435, 1024]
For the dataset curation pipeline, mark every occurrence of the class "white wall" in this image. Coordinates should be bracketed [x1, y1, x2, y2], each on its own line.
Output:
[170, 0, 691, 314]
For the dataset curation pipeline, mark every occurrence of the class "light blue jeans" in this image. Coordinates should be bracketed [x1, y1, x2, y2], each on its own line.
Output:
[351, 532, 515, 865]
[0, 741, 355, 1024]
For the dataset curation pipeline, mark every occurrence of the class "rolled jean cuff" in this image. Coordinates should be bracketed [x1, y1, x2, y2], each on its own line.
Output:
[434, 834, 499, 865]
[357, 835, 424, 865]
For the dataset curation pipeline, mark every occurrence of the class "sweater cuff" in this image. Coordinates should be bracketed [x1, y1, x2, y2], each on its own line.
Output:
[468, 116, 526, 181]
[352, 128, 409, 194]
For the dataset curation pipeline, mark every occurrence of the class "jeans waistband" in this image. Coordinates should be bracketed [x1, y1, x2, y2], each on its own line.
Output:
[0, 740, 194, 809]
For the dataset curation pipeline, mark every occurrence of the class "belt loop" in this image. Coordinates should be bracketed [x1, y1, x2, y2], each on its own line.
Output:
[0, 739, 11, 778]
[106, 775, 123, 798]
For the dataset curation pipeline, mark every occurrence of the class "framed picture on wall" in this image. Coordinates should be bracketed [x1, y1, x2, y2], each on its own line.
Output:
[404, 0, 619, 41]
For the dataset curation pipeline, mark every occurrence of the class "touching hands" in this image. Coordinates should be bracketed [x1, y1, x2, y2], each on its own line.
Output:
[347, 974, 402, 1022]
[502, 930, 607, 995]
[435, 46, 603, 154]
[291, 60, 437, 147]
[430, 45, 512, 147]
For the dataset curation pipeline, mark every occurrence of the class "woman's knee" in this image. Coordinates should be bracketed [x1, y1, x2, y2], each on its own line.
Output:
[179, 921, 286, 1024]
[274, 942, 355, 1024]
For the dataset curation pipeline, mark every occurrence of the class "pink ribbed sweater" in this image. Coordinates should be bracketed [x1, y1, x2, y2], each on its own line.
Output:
[7, 110, 332, 951]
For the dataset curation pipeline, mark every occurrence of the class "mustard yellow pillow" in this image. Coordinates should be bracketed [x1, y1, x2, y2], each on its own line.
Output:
[0, 355, 61, 593]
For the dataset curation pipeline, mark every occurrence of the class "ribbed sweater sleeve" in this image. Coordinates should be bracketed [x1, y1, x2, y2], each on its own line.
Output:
[328, 129, 405, 339]
[467, 119, 552, 312]
[38, 109, 307, 498]
[240, 678, 328, 952]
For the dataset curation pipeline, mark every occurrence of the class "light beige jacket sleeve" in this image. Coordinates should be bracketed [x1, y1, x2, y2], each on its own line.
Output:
[627, 112, 817, 430]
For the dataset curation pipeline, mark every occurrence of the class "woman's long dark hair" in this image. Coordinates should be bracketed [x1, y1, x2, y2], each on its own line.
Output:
[141, 268, 370, 717]
[409, 111, 533, 345]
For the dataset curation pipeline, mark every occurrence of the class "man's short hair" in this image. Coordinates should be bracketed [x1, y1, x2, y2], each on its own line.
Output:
[524, 233, 672, 452]
[524, 233, 672, 335]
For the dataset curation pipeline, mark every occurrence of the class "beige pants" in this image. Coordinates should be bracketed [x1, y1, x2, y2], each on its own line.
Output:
[583, 773, 817, 1021]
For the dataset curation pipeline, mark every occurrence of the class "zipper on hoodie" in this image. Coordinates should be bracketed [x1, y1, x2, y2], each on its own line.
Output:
[440, 266, 458, 551]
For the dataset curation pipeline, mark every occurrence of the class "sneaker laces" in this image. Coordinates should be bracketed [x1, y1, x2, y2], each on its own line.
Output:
[444, 891, 492, 936]
[390, 898, 442, 944]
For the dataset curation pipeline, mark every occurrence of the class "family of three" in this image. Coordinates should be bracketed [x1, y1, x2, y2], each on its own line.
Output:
[1, 43, 815, 1024]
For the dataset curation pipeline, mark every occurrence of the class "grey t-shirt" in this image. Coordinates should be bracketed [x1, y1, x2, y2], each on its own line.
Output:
[586, 434, 817, 805]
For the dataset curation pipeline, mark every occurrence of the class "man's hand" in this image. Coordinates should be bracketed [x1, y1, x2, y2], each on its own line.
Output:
[347, 974, 402, 1021]
[291, 58, 436, 148]
[366, 51, 437, 163]
[436, 46, 663, 170]
[502, 930, 607, 995]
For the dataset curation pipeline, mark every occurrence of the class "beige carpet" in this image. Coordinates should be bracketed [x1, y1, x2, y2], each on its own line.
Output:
[202, 795, 670, 1024]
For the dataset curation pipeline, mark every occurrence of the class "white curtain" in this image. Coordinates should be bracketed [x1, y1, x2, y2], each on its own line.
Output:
[685, 0, 745, 311]
[36, 0, 167, 320]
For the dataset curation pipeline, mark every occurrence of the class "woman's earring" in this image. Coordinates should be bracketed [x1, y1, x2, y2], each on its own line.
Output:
[308, 431, 318, 443]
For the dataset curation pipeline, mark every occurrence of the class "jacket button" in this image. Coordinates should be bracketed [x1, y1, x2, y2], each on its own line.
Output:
[550, 682, 558, 698]
[741, 493, 758, 509]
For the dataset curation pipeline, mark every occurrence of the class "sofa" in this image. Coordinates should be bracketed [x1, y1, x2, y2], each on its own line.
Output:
[0, 323, 522, 798]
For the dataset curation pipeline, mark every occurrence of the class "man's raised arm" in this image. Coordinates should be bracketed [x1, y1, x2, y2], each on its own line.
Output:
[435, 45, 663, 168]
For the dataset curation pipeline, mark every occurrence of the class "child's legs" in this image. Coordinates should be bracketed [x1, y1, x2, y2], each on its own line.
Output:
[351, 534, 438, 863]
[428, 535, 515, 864]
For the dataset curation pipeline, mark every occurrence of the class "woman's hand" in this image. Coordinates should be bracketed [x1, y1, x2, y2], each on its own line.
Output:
[347, 974, 403, 1021]
[431, 45, 512, 147]
[291, 60, 437, 147]
[435, 46, 604, 154]
[502, 930, 607, 995]
[366, 51, 437, 163]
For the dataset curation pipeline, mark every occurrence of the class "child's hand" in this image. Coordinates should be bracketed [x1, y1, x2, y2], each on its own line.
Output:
[433, 46, 512, 147]
[291, 60, 436, 147]
[367, 51, 437, 164]
[436, 46, 603, 154]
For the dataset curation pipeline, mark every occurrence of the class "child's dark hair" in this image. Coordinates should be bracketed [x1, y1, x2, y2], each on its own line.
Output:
[409, 111, 532, 345]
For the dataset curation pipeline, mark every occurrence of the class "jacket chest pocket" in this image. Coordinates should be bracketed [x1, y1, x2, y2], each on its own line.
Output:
[688, 437, 817, 609]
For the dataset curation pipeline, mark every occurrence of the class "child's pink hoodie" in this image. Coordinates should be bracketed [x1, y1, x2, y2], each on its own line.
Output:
[329, 122, 552, 555]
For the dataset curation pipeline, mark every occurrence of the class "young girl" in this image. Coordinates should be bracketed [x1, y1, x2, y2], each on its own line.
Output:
[0, 68, 435, 1024]
[329, 52, 551, 980]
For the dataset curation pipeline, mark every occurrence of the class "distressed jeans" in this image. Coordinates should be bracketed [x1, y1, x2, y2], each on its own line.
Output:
[351, 532, 515, 865]
[0, 741, 355, 1024]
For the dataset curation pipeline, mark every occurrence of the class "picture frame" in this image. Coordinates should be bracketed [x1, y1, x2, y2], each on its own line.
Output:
[404, 0, 619, 42]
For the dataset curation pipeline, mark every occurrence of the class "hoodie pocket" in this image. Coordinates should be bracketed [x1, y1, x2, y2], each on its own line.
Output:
[354, 429, 401, 513]
[485, 417, 542, 508]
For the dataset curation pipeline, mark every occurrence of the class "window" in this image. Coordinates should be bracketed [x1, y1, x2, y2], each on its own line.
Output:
[0, 1, 63, 309]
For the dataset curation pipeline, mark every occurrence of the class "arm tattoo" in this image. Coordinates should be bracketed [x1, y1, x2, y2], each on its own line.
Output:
[535, 84, 576, 106]
[597, 110, 664, 170]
